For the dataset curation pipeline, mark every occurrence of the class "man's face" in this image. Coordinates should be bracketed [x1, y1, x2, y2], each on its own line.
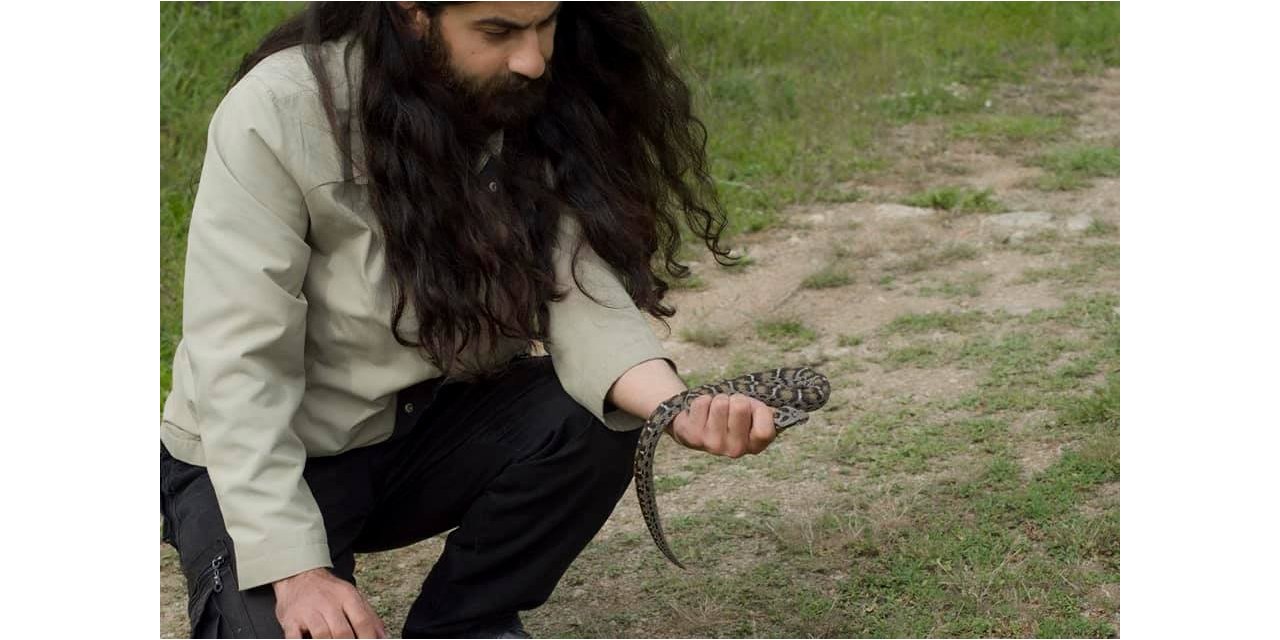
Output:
[409, 1, 561, 129]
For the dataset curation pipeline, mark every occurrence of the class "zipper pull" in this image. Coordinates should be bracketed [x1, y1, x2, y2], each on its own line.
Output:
[211, 555, 224, 593]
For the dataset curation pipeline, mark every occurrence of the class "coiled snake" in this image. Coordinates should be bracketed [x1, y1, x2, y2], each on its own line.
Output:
[634, 367, 831, 568]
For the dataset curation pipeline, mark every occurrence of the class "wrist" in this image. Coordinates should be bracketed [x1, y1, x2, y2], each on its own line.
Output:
[272, 567, 329, 595]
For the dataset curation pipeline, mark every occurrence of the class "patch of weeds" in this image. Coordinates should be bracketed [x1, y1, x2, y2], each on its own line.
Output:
[682, 370, 715, 389]
[1084, 219, 1118, 237]
[756, 318, 819, 350]
[1019, 243, 1118, 286]
[1025, 292, 1119, 332]
[948, 114, 1067, 145]
[1076, 242, 1120, 268]
[883, 310, 988, 335]
[882, 343, 953, 369]
[902, 186, 1005, 214]
[655, 474, 693, 494]
[917, 271, 993, 298]
[938, 243, 981, 262]
[888, 242, 981, 275]
[953, 387, 1046, 414]
[1056, 372, 1119, 430]
[1031, 144, 1120, 191]
[830, 408, 938, 472]
[838, 334, 863, 348]
[960, 417, 1009, 447]
[877, 274, 897, 289]
[876, 85, 987, 121]
[668, 273, 708, 291]
[814, 185, 864, 203]
[680, 325, 731, 348]
[802, 265, 854, 289]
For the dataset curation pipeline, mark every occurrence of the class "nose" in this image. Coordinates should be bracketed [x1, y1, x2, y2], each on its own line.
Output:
[507, 32, 547, 80]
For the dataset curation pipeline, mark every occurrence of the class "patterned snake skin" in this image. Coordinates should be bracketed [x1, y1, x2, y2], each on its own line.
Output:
[634, 367, 831, 568]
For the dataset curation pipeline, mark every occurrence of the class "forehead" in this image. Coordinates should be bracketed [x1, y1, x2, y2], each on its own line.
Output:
[447, 1, 560, 23]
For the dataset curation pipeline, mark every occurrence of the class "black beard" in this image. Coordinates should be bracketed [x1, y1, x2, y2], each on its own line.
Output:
[425, 24, 550, 130]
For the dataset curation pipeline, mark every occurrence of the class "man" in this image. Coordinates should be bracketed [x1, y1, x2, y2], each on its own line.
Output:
[160, 2, 780, 638]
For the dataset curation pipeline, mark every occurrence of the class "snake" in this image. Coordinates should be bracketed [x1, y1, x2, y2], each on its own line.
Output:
[633, 367, 831, 568]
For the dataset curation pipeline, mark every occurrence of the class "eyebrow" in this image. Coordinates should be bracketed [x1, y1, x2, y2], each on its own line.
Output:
[474, 4, 561, 30]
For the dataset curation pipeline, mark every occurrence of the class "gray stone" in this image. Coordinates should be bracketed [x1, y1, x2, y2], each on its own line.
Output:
[874, 203, 935, 220]
[985, 211, 1055, 229]
[1065, 213, 1094, 232]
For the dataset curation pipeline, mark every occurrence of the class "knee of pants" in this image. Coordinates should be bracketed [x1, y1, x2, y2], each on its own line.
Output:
[515, 383, 639, 490]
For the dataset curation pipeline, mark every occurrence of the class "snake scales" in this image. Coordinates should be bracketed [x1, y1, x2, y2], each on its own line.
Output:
[634, 367, 831, 568]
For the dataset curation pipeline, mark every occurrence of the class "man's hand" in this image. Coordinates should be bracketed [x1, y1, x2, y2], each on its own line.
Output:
[667, 393, 777, 457]
[272, 568, 388, 639]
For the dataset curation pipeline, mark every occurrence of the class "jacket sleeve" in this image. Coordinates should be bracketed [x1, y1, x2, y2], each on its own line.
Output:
[544, 214, 677, 432]
[182, 75, 330, 590]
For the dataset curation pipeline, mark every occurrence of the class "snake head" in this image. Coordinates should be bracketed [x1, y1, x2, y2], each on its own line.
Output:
[773, 406, 809, 431]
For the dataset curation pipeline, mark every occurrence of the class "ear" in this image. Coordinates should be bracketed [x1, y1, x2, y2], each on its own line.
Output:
[395, 2, 430, 39]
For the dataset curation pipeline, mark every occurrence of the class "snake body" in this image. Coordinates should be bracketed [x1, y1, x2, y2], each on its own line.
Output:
[634, 367, 831, 568]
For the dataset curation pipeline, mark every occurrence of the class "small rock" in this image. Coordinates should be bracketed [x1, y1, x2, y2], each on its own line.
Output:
[788, 234, 802, 244]
[874, 203, 935, 220]
[985, 211, 1054, 229]
[1006, 230, 1029, 245]
[1065, 213, 1094, 232]
[805, 213, 828, 225]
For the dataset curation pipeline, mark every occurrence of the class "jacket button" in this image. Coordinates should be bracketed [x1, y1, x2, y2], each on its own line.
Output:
[404, 402, 415, 414]
[488, 181, 499, 193]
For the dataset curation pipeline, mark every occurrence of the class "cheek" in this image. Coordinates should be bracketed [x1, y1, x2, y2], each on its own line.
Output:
[541, 28, 555, 59]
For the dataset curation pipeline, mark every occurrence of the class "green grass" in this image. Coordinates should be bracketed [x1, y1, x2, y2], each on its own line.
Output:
[755, 318, 818, 350]
[801, 265, 854, 290]
[1031, 144, 1120, 190]
[949, 114, 1068, 145]
[888, 242, 981, 275]
[883, 310, 989, 335]
[916, 271, 993, 298]
[667, 273, 708, 291]
[680, 325, 730, 348]
[837, 334, 863, 348]
[902, 186, 1005, 213]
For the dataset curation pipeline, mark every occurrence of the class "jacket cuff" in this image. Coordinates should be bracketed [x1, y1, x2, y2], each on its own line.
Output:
[234, 540, 332, 591]
[558, 330, 677, 432]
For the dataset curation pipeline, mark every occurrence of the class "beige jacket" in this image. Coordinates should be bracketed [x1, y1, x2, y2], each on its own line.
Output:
[161, 35, 671, 590]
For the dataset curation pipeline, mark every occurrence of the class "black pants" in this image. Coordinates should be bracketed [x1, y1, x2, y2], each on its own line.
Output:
[160, 356, 640, 638]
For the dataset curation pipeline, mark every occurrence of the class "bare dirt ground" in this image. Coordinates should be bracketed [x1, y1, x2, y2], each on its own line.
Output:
[161, 68, 1120, 638]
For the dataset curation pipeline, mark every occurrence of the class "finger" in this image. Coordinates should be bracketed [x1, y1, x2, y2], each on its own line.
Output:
[670, 408, 704, 449]
[673, 396, 710, 448]
[725, 394, 754, 458]
[321, 607, 356, 639]
[747, 401, 778, 454]
[304, 613, 334, 639]
[689, 394, 712, 426]
[343, 594, 385, 639]
[281, 619, 303, 640]
[704, 394, 731, 453]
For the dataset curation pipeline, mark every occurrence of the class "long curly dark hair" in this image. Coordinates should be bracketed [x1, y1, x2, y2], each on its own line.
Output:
[231, 2, 731, 376]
